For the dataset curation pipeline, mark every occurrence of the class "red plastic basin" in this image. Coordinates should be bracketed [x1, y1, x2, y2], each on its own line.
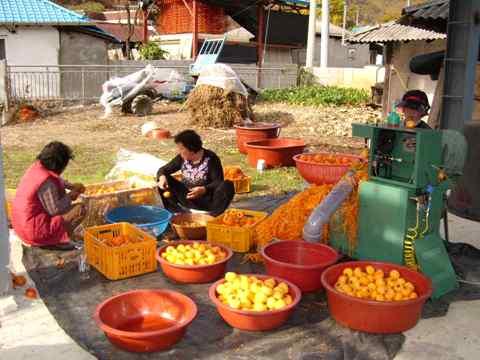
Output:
[156, 241, 233, 284]
[321, 261, 433, 334]
[94, 289, 197, 352]
[209, 274, 301, 331]
[245, 138, 306, 168]
[293, 153, 364, 185]
[235, 123, 281, 154]
[261, 241, 339, 292]
[146, 128, 171, 140]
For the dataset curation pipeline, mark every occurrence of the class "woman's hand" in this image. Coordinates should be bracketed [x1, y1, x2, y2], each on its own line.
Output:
[186, 186, 206, 200]
[72, 183, 86, 194]
[158, 175, 169, 190]
[69, 189, 82, 201]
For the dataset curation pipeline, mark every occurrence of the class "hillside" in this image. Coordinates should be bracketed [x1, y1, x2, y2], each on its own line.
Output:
[54, 0, 428, 26]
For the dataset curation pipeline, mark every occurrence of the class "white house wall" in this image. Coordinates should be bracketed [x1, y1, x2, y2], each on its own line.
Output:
[0, 26, 60, 99]
[386, 39, 446, 114]
[296, 36, 370, 68]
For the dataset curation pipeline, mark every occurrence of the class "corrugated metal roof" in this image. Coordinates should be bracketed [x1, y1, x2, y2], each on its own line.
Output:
[348, 22, 446, 43]
[402, 0, 449, 20]
[0, 0, 90, 25]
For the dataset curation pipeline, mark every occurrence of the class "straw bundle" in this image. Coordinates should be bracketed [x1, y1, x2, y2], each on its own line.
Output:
[185, 85, 254, 128]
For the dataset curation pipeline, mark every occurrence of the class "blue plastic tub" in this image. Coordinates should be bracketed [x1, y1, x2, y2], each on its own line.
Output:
[105, 206, 172, 237]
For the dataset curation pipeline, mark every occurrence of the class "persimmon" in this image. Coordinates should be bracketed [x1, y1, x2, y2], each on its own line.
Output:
[25, 288, 38, 299]
[11, 273, 27, 288]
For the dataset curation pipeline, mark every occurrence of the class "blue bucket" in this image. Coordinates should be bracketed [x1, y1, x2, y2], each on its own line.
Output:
[105, 206, 172, 237]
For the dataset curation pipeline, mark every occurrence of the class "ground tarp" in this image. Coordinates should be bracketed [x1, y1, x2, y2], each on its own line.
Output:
[22, 195, 480, 360]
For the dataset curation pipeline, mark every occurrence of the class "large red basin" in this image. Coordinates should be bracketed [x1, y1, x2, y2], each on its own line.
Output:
[209, 274, 301, 331]
[235, 123, 281, 154]
[245, 138, 306, 168]
[321, 261, 433, 334]
[261, 241, 339, 292]
[94, 289, 197, 352]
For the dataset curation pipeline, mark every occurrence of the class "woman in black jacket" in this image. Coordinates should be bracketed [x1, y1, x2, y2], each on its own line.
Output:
[157, 130, 234, 216]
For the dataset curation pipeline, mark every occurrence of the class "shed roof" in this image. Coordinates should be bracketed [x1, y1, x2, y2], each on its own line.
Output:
[95, 22, 147, 43]
[0, 0, 91, 26]
[348, 22, 446, 43]
[402, 0, 449, 21]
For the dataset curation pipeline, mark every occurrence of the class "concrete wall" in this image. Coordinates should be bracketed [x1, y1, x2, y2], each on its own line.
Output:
[263, 47, 294, 65]
[295, 36, 371, 68]
[313, 65, 385, 90]
[59, 30, 109, 100]
[155, 34, 194, 60]
[1, 26, 60, 99]
[59, 30, 109, 65]
[385, 39, 446, 114]
[0, 26, 59, 66]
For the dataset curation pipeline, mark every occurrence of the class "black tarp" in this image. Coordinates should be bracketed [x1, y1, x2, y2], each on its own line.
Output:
[20, 193, 480, 359]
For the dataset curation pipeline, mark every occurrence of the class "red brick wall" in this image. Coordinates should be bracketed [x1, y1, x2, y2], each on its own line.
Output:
[156, 0, 226, 34]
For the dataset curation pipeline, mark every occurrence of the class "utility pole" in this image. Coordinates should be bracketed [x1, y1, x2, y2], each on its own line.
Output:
[0, 135, 10, 294]
[342, 0, 348, 46]
[320, 0, 329, 68]
[306, 0, 317, 68]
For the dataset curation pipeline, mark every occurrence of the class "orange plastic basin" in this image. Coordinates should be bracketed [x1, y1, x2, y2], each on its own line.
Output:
[146, 128, 171, 140]
[209, 274, 301, 331]
[261, 241, 339, 292]
[235, 123, 281, 154]
[293, 153, 364, 185]
[94, 289, 197, 352]
[156, 241, 233, 284]
[245, 138, 306, 168]
[321, 261, 433, 334]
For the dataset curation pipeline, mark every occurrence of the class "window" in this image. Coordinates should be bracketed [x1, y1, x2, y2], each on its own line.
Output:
[0, 39, 5, 60]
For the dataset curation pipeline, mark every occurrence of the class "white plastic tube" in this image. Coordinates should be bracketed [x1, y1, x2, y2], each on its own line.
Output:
[303, 171, 355, 243]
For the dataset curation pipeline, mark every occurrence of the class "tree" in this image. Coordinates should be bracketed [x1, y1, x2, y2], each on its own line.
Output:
[69, 1, 105, 13]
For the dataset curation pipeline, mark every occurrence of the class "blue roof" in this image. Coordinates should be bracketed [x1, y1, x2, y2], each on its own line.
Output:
[0, 0, 91, 25]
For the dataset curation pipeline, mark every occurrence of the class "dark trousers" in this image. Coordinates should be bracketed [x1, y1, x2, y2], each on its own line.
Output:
[159, 175, 235, 217]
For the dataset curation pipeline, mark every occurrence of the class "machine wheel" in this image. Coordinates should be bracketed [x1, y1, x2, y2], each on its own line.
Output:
[121, 100, 133, 114]
[131, 95, 153, 116]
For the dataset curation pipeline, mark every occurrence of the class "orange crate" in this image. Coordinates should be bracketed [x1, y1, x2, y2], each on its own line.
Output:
[207, 209, 268, 252]
[84, 222, 157, 280]
[224, 166, 251, 194]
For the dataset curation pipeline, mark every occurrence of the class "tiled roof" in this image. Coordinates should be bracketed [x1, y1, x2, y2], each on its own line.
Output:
[95, 22, 147, 42]
[402, 0, 449, 21]
[348, 22, 446, 43]
[0, 0, 90, 25]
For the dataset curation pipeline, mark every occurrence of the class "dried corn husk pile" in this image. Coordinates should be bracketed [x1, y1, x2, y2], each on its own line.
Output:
[185, 85, 254, 128]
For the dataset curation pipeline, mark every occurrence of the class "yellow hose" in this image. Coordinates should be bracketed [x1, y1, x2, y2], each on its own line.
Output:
[404, 202, 420, 271]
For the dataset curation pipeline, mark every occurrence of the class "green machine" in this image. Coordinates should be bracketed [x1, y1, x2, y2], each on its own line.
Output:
[328, 124, 467, 299]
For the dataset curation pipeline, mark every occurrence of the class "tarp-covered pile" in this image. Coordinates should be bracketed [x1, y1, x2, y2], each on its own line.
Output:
[185, 64, 255, 128]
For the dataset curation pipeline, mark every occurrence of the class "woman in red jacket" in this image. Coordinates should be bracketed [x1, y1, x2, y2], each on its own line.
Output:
[12, 142, 86, 250]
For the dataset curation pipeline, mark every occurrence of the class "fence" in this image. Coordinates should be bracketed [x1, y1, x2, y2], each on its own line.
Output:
[6, 63, 298, 103]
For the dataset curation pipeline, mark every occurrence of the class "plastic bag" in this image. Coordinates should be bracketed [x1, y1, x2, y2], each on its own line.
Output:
[99, 66, 188, 117]
[196, 63, 248, 96]
[106, 148, 167, 186]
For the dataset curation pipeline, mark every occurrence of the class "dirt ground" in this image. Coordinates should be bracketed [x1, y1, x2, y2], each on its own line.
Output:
[1, 101, 380, 195]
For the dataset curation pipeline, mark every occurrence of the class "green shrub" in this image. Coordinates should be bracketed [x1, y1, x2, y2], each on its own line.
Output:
[139, 42, 168, 60]
[261, 86, 369, 106]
